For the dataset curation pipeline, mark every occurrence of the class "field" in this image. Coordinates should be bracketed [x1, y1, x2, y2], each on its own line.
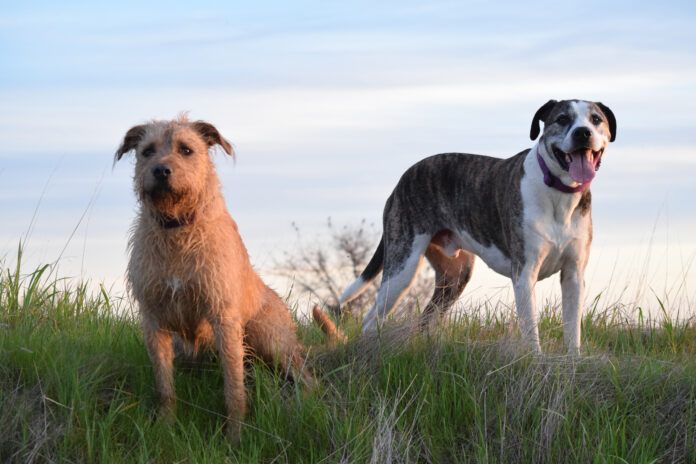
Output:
[2, 252, 696, 463]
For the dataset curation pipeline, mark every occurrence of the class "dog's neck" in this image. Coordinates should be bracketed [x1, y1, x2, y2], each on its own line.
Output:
[147, 182, 226, 230]
[524, 146, 592, 224]
[152, 211, 196, 230]
[535, 145, 591, 194]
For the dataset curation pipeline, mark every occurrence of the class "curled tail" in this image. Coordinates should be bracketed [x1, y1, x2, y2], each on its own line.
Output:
[338, 236, 384, 306]
[312, 305, 347, 345]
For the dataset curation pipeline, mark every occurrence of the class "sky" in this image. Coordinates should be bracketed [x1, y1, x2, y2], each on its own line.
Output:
[1, 0, 695, 316]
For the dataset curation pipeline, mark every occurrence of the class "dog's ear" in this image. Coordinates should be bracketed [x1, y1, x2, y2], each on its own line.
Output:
[596, 102, 616, 142]
[191, 121, 234, 156]
[115, 124, 147, 162]
[530, 99, 558, 140]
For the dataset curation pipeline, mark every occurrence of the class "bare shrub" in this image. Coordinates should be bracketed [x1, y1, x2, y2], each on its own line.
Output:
[275, 219, 433, 319]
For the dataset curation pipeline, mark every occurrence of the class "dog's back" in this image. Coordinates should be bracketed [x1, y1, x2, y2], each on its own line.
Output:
[384, 151, 527, 259]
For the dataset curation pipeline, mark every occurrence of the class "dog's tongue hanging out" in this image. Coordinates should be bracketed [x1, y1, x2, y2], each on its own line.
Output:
[568, 149, 596, 184]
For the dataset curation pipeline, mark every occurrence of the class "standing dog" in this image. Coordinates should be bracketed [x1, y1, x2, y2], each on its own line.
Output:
[115, 116, 339, 440]
[339, 100, 616, 354]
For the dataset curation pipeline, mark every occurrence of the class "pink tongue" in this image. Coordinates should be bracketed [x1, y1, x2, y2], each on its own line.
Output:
[568, 150, 596, 183]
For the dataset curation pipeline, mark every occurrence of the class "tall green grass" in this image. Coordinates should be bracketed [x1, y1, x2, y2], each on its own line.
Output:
[2, 249, 696, 463]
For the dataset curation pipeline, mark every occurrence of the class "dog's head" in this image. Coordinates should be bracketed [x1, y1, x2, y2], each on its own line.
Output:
[115, 115, 233, 220]
[530, 99, 616, 187]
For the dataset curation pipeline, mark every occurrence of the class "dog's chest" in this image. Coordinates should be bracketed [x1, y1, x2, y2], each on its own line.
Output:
[151, 272, 202, 317]
[131, 236, 214, 318]
[152, 251, 199, 294]
[522, 189, 590, 279]
[165, 275, 185, 293]
[515, 151, 592, 279]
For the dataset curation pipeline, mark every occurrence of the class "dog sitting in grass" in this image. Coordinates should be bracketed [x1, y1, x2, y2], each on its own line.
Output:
[115, 115, 340, 441]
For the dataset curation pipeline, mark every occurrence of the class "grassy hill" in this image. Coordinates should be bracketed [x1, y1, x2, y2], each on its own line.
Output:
[2, 255, 696, 463]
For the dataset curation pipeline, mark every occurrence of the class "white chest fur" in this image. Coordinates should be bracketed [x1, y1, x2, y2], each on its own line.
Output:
[520, 147, 592, 280]
[166, 276, 184, 293]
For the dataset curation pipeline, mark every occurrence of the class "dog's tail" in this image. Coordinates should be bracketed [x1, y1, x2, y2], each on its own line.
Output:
[312, 305, 347, 346]
[337, 236, 384, 308]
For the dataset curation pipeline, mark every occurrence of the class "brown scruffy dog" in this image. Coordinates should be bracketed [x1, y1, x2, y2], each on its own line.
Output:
[115, 115, 339, 440]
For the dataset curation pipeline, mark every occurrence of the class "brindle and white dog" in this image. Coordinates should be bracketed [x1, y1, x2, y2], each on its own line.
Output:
[339, 99, 616, 354]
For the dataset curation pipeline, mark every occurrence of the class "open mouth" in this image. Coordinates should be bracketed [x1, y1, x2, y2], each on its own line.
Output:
[551, 145, 603, 183]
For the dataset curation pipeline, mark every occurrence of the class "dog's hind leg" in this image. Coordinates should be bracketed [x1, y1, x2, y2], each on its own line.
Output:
[245, 287, 316, 389]
[362, 234, 430, 333]
[419, 242, 476, 330]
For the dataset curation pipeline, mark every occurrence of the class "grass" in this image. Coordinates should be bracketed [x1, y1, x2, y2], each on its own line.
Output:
[2, 250, 696, 463]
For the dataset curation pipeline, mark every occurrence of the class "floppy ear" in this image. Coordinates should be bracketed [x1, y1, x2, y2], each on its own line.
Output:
[115, 124, 147, 162]
[596, 102, 616, 142]
[530, 99, 558, 140]
[191, 121, 234, 156]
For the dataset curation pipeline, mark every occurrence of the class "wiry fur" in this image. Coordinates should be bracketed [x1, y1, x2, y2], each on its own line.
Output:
[116, 116, 324, 441]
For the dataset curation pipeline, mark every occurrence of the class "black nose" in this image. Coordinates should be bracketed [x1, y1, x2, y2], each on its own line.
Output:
[152, 165, 172, 181]
[572, 126, 592, 142]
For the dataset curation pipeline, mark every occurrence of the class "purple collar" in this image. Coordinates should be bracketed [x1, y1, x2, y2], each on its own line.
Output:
[536, 150, 589, 194]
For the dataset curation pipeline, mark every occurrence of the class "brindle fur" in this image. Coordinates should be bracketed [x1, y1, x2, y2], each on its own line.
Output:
[340, 99, 615, 350]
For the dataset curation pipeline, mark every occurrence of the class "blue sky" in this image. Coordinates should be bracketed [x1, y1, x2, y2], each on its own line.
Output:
[1, 1, 695, 313]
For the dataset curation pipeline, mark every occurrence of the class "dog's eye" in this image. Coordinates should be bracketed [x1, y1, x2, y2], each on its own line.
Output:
[179, 144, 193, 156]
[556, 114, 570, 125]
[142, 145, 155, 158]
[591, 114, 602, 125]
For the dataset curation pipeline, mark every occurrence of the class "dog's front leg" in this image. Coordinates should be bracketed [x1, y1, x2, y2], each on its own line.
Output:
[560, 263, 585, 356]
[512, 259, 544, 353]
[142, 319, 176, 421]
[212, 316, 247, 442]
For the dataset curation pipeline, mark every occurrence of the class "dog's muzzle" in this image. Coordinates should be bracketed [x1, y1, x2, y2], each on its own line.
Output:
[549, 126, 604, 183]
[145, 164, 175, 198]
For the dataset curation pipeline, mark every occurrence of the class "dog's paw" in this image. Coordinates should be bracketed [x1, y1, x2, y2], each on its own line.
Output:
[567, 346, 581, 358]
[226, 419, 242, 444]
[157, 400, 176, 425]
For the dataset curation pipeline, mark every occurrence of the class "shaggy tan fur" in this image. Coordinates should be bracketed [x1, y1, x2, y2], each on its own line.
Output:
[115, 115, 336, 441]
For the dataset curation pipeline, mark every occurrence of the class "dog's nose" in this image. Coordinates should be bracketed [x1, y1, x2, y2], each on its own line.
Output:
[152, 165, 172, 181]
[572, 126, 592, 142]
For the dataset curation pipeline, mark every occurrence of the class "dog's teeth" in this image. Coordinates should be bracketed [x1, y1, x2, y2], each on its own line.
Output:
[565, 154, 571, 164]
